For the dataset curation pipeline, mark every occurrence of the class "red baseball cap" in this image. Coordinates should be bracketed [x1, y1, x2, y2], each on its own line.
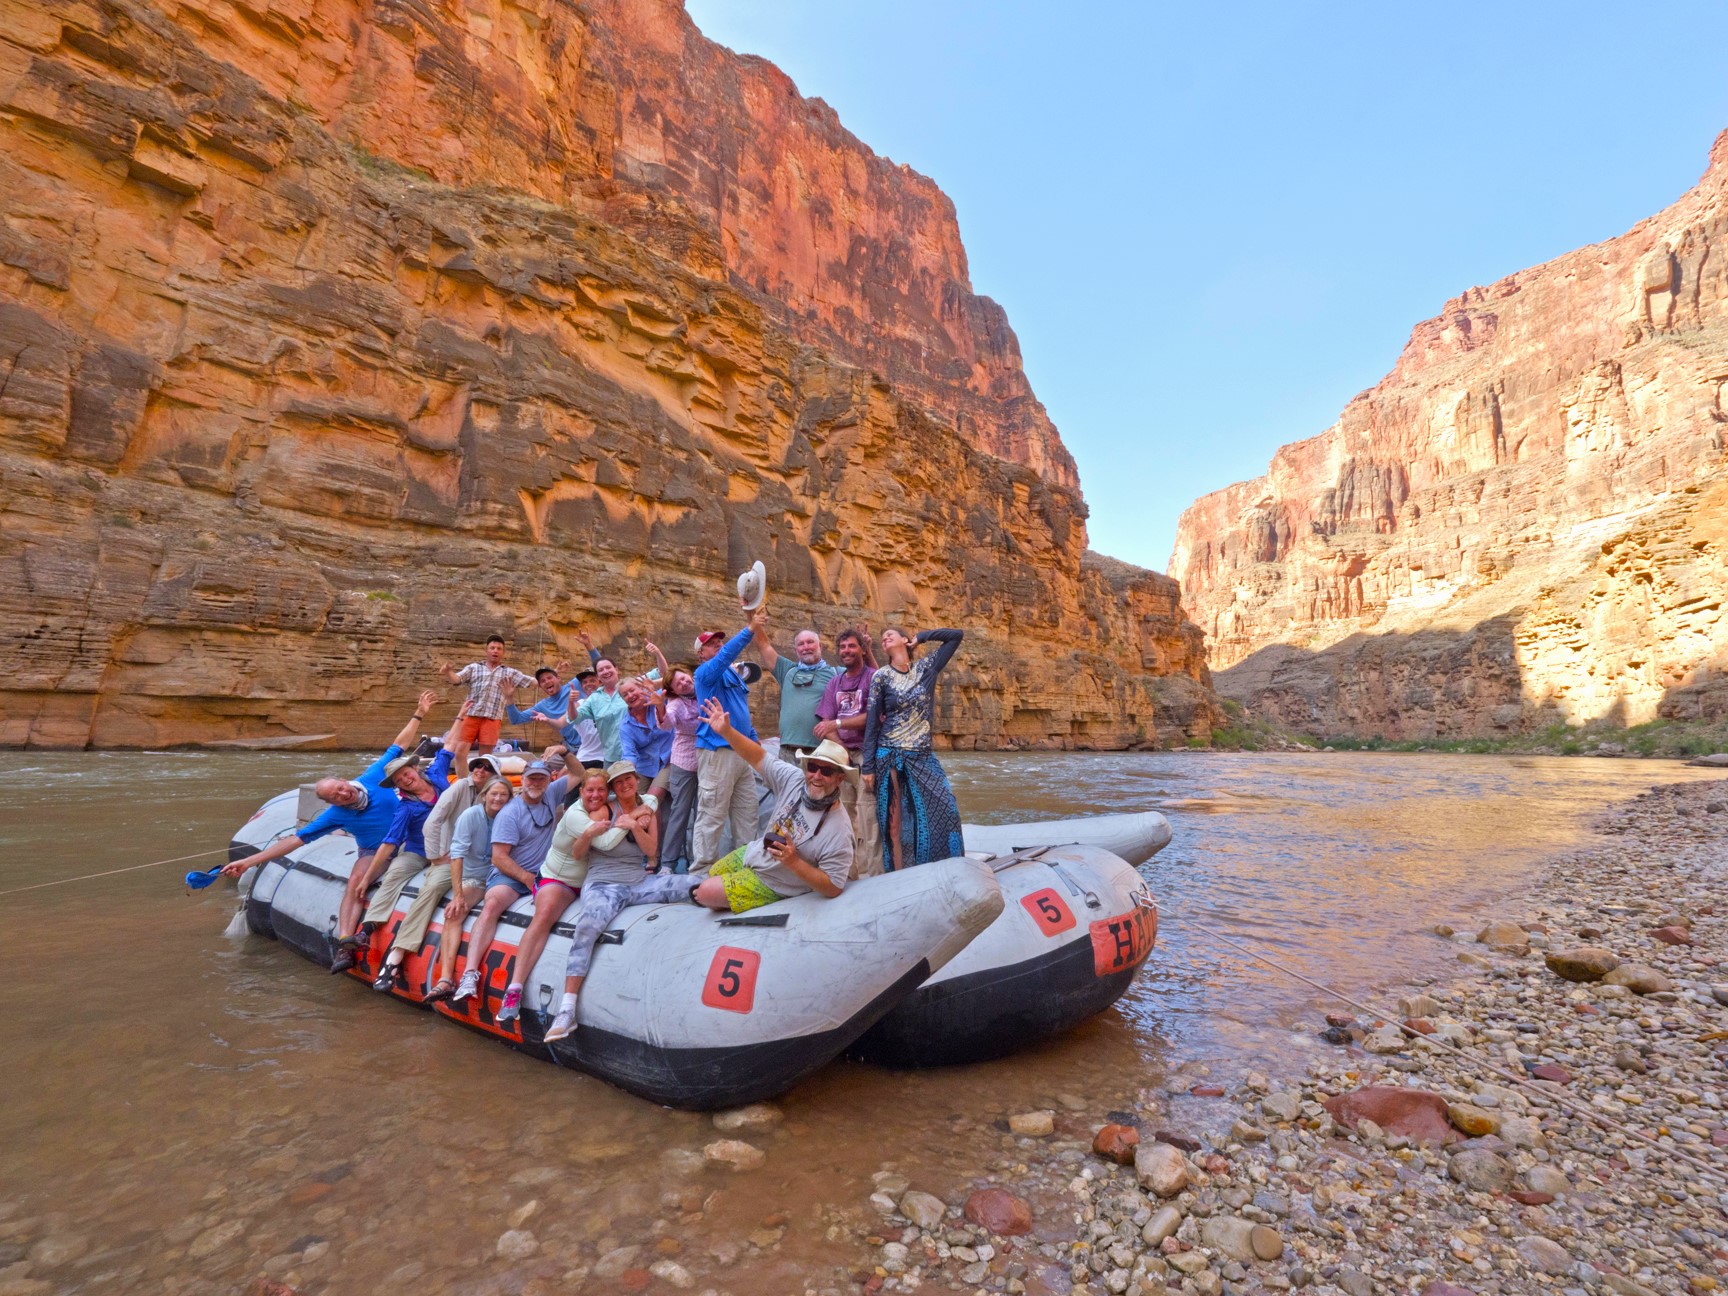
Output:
[693, 630, 723, 652]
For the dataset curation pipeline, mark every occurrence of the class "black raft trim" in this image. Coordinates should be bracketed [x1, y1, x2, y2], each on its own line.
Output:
[543, 957, 933, 1110]
[849, 933, 1143, 1069]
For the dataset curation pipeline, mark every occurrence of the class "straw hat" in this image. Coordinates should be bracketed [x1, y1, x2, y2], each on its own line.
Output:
[796, 738, 858, 777]
[736, 560, 768, 611]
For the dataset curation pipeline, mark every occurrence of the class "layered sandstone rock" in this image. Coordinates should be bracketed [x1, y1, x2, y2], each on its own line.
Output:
[1172, 132, 1728, 738]
[0, 0, 1213, 748]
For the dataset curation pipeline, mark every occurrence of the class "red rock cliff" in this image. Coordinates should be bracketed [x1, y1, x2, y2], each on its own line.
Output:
[0, 0, 1214, 747]
[1171, 131, 1728, 738]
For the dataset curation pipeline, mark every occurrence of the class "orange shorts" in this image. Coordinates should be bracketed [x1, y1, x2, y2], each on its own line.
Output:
[456, 715, 501, 749]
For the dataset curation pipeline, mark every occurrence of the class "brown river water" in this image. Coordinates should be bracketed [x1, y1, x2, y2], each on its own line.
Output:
[2, 750, 1719, 1294]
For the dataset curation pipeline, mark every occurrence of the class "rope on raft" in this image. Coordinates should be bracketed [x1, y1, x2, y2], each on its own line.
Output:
[0, 846, 231, 897]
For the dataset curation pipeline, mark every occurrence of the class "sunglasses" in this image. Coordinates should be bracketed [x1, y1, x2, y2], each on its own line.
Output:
[805, 762, 844, 777]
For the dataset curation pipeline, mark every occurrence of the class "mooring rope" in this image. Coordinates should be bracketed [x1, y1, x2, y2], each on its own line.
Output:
[1183, 915, 1728, 1192]
[0, 846, 231, 897]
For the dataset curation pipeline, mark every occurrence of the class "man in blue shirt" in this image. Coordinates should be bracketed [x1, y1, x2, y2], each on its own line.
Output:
[347, 720, 460, 986]
[220, 695, 433, 922]
[691, 604, 762, 868]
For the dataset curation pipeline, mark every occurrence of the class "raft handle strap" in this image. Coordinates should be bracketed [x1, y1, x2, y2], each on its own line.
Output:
[1050, 861, 1102, 909]
[718, 913, 790, 928]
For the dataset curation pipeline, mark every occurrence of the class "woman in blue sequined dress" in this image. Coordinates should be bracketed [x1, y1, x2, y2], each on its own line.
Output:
[860, 627, 964, 871]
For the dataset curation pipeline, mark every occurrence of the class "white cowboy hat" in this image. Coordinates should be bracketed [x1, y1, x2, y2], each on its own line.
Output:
[736, 560, 767, 611]
[796, 738, 858, 777]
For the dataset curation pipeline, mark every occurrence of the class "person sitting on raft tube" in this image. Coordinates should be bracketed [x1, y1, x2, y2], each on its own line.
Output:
[497, 761, 660, 1029]
[328, 696, 462, 977]
[425, 775, 514, 1003]
[219, 693, 430, 896]
[358, 726, 496, 991]
[691, 698, 857, 915]
[538, 758, 706, 1044]
[450, 760, 558, 1011]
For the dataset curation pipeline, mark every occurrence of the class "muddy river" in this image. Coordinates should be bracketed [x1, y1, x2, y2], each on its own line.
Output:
[1, 750, 1716, 1294]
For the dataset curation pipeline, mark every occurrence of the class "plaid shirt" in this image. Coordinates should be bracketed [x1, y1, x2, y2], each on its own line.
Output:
[455, 662, 535, 720]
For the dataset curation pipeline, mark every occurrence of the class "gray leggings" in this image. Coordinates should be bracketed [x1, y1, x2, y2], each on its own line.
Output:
[565, 875, 696, 979]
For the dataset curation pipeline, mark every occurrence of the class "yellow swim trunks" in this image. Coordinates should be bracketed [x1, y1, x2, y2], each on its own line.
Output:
[709, 847, 782, 914]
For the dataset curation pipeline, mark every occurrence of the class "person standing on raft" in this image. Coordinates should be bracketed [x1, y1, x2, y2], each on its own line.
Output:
[860, 628, 965, 872]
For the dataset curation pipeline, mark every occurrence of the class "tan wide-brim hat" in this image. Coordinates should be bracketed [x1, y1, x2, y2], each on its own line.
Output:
[736, 560, 767, 611]
[796, 738, 858, 777]
[382, 752, 420, 783]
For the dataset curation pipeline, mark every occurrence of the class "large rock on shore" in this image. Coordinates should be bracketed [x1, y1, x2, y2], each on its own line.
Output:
[1544, 947, 1621, 981]
[1323, 1086, 1456, 1145]
[1171, 129, 1728, 739]
[0, 0, 1218, 750]
[1134, 1141, 1194, 1197]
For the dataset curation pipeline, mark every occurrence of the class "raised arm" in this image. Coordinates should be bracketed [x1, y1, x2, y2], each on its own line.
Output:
[645, 641, 670, 683]
[439, 703, 469, 751]
[576, 630, 601, 669]
[751, 606, 779, 672]
[390, 690, 439, 752]
[438, 661, 464, 686]
[700, 697, 767, 773]
[915, 628, 964, 675]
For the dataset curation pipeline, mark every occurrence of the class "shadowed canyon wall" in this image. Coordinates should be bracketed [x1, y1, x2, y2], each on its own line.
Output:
[0, 0, 1215, 748]
[1171, 132, 1728, 739]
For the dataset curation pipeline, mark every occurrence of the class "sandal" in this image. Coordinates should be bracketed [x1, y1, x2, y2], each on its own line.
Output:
[424, 979, 456, 1004]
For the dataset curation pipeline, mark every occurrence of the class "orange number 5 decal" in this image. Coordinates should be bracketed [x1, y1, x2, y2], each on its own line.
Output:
[1020, 887, 1075, 936]
[702, 946, 761, 1013]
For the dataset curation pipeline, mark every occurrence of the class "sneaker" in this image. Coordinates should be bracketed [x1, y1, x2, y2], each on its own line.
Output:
[497, 986, 523, 1025]
[452, 970, 480, 1003]
[371, 963, 400, 993]
[543, 1005, 578, 1043]
[330, 951, 356, 975]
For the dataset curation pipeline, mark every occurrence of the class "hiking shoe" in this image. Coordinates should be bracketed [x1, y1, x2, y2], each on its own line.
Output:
[497, 986, 523, 1025]
[371, 963, 401, 993]
[543, 1005, 578, 1043]
[330, 951, 356, 975]
[452, 970, 480, 1003]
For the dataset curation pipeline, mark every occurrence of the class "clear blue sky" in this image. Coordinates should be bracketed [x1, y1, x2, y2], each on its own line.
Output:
[685, 1, 1728, 573]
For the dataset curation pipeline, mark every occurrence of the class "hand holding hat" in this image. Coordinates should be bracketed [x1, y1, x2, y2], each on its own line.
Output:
[736, 560, 767, 611]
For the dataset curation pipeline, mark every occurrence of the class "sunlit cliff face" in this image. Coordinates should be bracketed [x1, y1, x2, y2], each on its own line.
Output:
[1171, 132, 1728, 738]
[0, 0, 1218, 749]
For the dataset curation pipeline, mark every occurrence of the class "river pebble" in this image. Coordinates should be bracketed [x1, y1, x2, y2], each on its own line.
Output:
[861, 778, 1728, 1296]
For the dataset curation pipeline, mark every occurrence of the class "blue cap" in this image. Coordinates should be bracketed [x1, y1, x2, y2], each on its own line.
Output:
[522, 760, 551, 777]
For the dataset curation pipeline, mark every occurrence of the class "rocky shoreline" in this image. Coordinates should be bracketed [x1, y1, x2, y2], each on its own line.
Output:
[847, 778, 1727, 1296]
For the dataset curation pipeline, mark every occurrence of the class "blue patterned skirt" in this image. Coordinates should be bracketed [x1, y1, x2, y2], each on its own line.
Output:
[873, 747, 963, 871]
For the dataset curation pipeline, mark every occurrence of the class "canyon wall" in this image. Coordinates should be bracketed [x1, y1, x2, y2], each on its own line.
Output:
[0, 0, 1215, 748]
[1171, 132, 1728, 739]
